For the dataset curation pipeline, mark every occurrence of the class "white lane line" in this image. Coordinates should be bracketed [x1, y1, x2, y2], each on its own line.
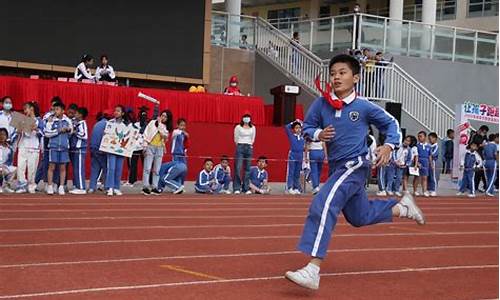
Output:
[0, 245, 496, 269]
[0, 221, 498, 233]
[0, 231, 497, 248]
[0, 264, 496, 299]
[0, 202, 497, 206]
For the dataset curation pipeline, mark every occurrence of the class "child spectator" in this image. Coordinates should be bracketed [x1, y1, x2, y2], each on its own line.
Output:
[249, 156, 270, 194]
[104, 105, 129, 196]
[214, 155, 232, 194]
[306, 140, 327, 195]
[0, 96, 17, 149]
[458, 142, 480, 198]
[285, 120, 305, 195]
[66, 103, 78, 120]
[88, 111, 110, 193]
[0, 128, 15, 193]
[142, 110, 172, 196]
[442, 129, 454, 174]
[414, 131, 431, 197]
[386, 136, 411, 196]
[95, 54, 116, 82]
[483, 133, 498, 196]
[427, 132, 439, 197]
[157, 161, 187, 194]
[15, 101, 43, 194]
[171, 118, 189, 184]
[69, 107, 88, 194]
[402, 135, 418, 193]
[74, 54, 95, 81]
[44, 102, 73, 195]
[195, 158, 221, 194]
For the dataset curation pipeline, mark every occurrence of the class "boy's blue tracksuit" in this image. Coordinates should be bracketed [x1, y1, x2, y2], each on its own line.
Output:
[69, 120, 88, 190]
[385, 146, 408, 193]
[483, 142, 498, 194]
[214, 164, 231, 190]
[427, 143, 439, 192]
[459, 151, 477, 195]
[195, 169, 221, 193]
[416, 142, 431, 177]
[285, 123, 305, 191]
[158, 161, 187, 191]
[88, 118, 107, 190]
[297, 92, 401, 258]
[249, 166, 268, 189]
[44, 115, 72, 164]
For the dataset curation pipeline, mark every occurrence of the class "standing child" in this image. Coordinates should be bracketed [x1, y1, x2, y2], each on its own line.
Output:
[248, 156, 271, 194]
[69, 107, 88, 194]
[88, 111, 110, 193]
[402, 135, 418, 193]
[214, 155, 232, 194]
[458, 142, 479, 198]
[285, 120, 305, 195]
[307, 140, 327, 195]
[442, 129, 454, 174]
[414, 131, 431, 197]
[195, 158, 221, 193]
[483, 133, 498, 197]
[285, 54, 424, 290]
[157, 160, 187, 194]
[427, 132, 439, 197]
[386, 137, 410, 196]
[104, 105, 128, 196]
[44, 102, 73, 195]
[16, 101, 43, 194]
[171, 118, 189, 184]
[0, 128, 15, 193]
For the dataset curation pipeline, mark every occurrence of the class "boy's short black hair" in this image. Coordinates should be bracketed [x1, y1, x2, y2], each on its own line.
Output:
[51, 96, 63, 106]
[291, 121, 302, 128]
[68, 103, 78, 111]
[446, 129, 454, 136]
[376, 51, 383, 56]
[220, 155, 229, 162]
[428, 132, 438, 139]
[418, 131, 427, 136]
[488, 133, 496, 141]
[329, 54, 360, 75]
[204, 158, 213, 163]
[468, 142, 479, 149]
[77, 107, 88, 119]
[0, 127, 8, 136]
[479, 125, 489, 132]
[177, 118, 186, 125]
[53, 102, 65, 109]
[257, 156, 268, 163]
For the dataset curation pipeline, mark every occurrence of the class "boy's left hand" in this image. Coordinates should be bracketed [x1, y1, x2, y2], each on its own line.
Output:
[375, 145, 392, 167]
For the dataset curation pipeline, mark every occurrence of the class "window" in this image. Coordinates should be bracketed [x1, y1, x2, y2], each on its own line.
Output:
[468, 0, 499, 17]
[267, 7, 301, 29]
[319, 5, 331, 27]
[437, 0, 457, 20]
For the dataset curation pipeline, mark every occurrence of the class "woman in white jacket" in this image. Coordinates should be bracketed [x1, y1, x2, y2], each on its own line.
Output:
[142, 110, 172, 195]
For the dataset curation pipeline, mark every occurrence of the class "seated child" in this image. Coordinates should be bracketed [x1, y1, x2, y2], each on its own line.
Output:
[195, 158, 221, 194]
[0, 128, 16, 193]
[157, 161, 187, 194]
[248, 156, 271, 194]
[213, 155, 232, 194]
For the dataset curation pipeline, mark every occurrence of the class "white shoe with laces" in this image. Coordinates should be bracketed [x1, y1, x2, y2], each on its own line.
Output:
[285, 264, 320, 290]
[467, 193, 476, 198]
[387, 191, 394, 196]
[430, 191, 437, 197]
[245, 190, 252, 195]
[376, 191, 387, 196]
[312, 187, 320, 195]
[395, 192, 402, 197]
[107, 188, 113, 196]
[423, 191, 430, 197]
[456, 192, 464, 196]
[398, 192, 426, 225]
[114, 189, 123, 196]
[414, 191, 421, 196]
[28, 184, 37, 194]
[46, 185, 54, 195]
[58, 186, 65, 195]
[486, 192, 495, 197]
[173, 186, 185, 194]
[234, 190, 241, 195]
[69, 189, 87, 195]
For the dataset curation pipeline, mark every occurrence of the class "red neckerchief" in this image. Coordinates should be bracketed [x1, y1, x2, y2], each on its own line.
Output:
[314, 75, 343, 110]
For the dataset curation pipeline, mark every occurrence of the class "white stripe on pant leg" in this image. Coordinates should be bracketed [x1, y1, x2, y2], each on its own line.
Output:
[311, 157, 364, 257]
[471, 172, 475, 195]
[78, 150, 83, 189]
[487, 162, 497, 193]
[433, 161, 437, 191]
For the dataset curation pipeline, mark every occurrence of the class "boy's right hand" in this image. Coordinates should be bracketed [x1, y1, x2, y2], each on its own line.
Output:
[318, 125, 335, 142]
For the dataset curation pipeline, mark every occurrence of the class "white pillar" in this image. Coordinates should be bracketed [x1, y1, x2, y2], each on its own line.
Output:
[388, 0, 404, 52]
[225, 0, 241, 48]
[309, 0, 320, 49]
[421, 0, 437, 54]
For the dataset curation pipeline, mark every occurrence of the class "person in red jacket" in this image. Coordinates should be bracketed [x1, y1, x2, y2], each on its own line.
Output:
[224, 76, 242, 96]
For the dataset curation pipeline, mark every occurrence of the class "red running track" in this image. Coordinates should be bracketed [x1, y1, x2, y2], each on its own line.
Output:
[0, 194, 498, 300]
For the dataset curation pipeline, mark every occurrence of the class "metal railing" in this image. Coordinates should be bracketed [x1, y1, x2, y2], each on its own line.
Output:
[212, 11, 456, 138]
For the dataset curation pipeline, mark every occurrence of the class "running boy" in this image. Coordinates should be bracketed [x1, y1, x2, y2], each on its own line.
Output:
[43, 102, 73, 195]
[248, 156, 270, 194]
[69, 107, 88, 194]
[427, 132, 439, 197]
[195, 158, 220, 194]
[214, 155, 232, 194]
[285, 120, 305, 195]
[285, 54, 425, 290]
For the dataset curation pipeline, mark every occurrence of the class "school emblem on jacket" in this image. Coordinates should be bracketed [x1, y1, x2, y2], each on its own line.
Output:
[349, 111, 360, 122]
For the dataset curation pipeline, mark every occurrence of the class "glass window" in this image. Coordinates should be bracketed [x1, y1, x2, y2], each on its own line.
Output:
[468, 0, 499, 17]
[267, 7, 301, 29]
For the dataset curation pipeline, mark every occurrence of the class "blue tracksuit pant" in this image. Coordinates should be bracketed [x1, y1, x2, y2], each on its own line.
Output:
[309, 150, 324, 189]
[70, 149, 86, 190]
[158, 164, 187, 191]
[484, 160, 497, 194]
[298, 156, 397, 259]
[172, 154, 186, 184]
[386, 166, 404, 193]
[428, 160, 438, 192]
[105, 154, 124, 190]
[459, 171, 475, 194]
[377, 166, 389, 192]
[287, 151, 303, 191]
[89, 150, 107, 190]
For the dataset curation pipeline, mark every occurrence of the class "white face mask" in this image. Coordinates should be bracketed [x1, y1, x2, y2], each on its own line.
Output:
[230, 82, 237, 87]
[2, 103, 12, 111]
[242, 117, 251, 124]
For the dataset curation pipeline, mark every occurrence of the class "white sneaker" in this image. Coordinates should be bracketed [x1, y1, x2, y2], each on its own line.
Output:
[414, 191, 421, 196]
[0, 187, 3, 193]
[28, 184, 36, 194]
[46, 185, 54, 195]
[430, 191, 437, 197]
[287, 189, 297, 195]
[113, 189, 123, 196]
[395, 192, 402, 197]
[222, 189, 232, 195]
[107, 188, 113, 196]
[69, 189, 87, 195]
[285, 266, 320, 290]
[245, 190, 252, 195]
[486, 193, 495, 197]
[173, 186, 184, 195]
[423, 191, 430, 197]
[293, 189, 302, 195]
[234, 190, 241, 195]
[399, 192, 426, 225]
[456, 192, 464, 196]
[312, 187, 320, 195]
[15, 188, 27, 194]
[467, 193, 476, 198]
[58, 186, 65, 195]
[376, 191, 387, 196]
[387, 191, 394, 196]
[122, 182, 134, 187]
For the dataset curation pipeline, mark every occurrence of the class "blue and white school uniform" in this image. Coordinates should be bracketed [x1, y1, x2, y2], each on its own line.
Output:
[483, 142, 499, 194]
[16, 116, 43, 190]
[214, 164, 231, 190]
[171, 129, 187, 163]
[427, 143, 439, 192]
[249, 166, 268, 189]
[308, 141, 325, 189]
[195, 169, 219, 193]
[158, 161, 187, 192]
[285, 122, 305, 191]
[386, 146, 409, 193]
[298, 91, 401, 258]
[69, 120, 88, 190]
[459, 150, 477, 195]
[104, 119, 126, 191]
[0, 110, 18, 148]
[0, 143, 15, 187]
[44, 115, 73, 164]
[416, 142, 431, 177]
[88, 118, 107, 191]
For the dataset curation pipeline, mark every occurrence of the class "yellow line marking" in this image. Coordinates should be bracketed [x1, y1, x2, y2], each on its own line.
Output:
[160, 264, 225, 280]
[389, 226, 437, 234]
